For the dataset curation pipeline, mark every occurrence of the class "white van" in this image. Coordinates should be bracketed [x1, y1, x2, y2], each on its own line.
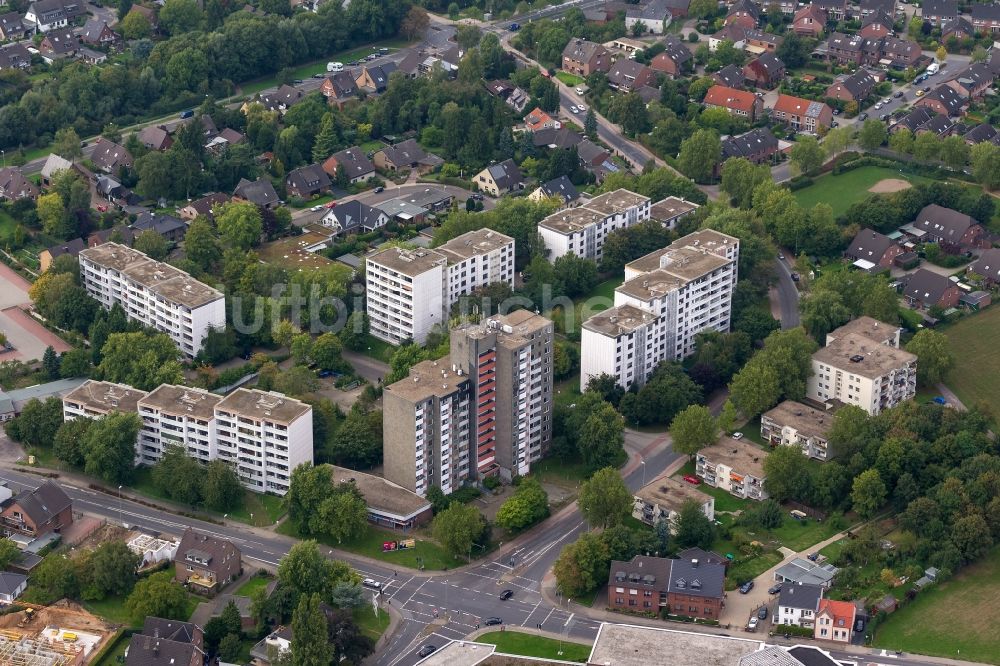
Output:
[327, 61, 344, 72]
[927, 62, 939, 75]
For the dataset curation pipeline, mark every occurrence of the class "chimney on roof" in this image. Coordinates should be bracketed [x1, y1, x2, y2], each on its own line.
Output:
[154, 642, 160, 657]
[692, 559, 699, 568]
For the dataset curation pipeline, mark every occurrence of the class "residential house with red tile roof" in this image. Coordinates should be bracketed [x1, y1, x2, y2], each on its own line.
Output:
[793, 5, 826, 36]
[524, 107, 560, 132]
[703, 85, 763, 121]
[771, 94, 833, 133]
[815, 599, 856, 643]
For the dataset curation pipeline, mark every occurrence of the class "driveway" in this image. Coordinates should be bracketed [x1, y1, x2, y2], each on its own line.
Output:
[343, 350, 389, 385]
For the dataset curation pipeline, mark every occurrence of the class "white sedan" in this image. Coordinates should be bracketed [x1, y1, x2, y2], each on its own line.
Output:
[569, 106, 579, 114]
[362, 578, 382, 590]
[577, 104, 587, 112]
[310, 205, 323, 212]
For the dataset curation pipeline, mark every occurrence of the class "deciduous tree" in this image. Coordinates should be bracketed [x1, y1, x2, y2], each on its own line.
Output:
[432, 502, 486, 560]
[578, 467, 632, 529]
[670, 405, 718, 457]
[905, 329, 954, 385]
[125, 571, 189, 621]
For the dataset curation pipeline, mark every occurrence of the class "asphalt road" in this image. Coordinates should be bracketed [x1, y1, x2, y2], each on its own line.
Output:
[774, 256, 801, 329]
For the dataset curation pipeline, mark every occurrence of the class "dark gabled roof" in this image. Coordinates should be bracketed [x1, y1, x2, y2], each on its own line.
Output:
[915, 203, 977, 238]
[175, 528, 240, 572]
[607, 59, 653, 87]
[922, 84, 966, 116]
[787, 646, 841, 666]
[744, 29, 782, 45]
[363, 62, 397, 91]
[125, 635, 203, 666]
[325, 70, 358, 98]
[0, 12, 26, 36]
[326, 200, 385, 232]
[921, 0, 957, 16]
[562, 38, 606, 63]
[0, 572, 26, 596]
[91, 137, 132, 172]
[902, 268, 955, 304]
[330, 147, 374, 178]
[610, 555, 672, 591]
[827, 31, 863, 52]
[8, 481, 71, 527]
[941, 16, 974, 34]
[860, 0, 894, 13]
[714, 63, 745, 88]
[847, 228, 897, 260]
[778, 582, 824, 610]
[972, 3, 1000, 20]
[41, 28, 77, 54]
[378, 138, 441, 168]
[537, 175, 579, 204]
[749, 51, 784, 74]
[946, 62, 995, 93]
[577, 138, 609, 164]
[831, 69, 877, 98]
[132, 212, 186, 238]
[260, 84, 304, 110]
[862, 9, 893, 28]
[661, 33, 692, 65]
[721, 127, 778, 160]
[138, 125, 171, 150]
[485, 159, 523, 189]
[397, 48, 423, 75]
[667, 556, 726, 598]
[0, 43, 31, 70]
[963, 123, 997, 144]
[920, 114, 954, 136]
[971, 248, 1000, 280]
[532, 127, 583, 149]
[627, 0, 672, 20]
[142, 618, 200, 644]
[895, 106, 937, 131]
[186, 192, 229, 216]
[728, 0, 759, 18]
[286, 163, 330, 193]
[233, 177, 278, 206]
[44, 238, 86, 260]
[80, 19, 116, 43]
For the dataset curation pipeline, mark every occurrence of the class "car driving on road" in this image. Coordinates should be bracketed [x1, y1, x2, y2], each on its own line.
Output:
[417, 645, 436, 658]
[484, 617, 503, 626]
[500, 589, 514, 600]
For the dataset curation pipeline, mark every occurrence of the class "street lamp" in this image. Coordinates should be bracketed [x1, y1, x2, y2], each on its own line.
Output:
[640, 459, 646, 487]
[117, 485, 123, 526]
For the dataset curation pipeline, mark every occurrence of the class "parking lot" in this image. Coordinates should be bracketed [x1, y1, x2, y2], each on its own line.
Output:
[0, 262, 71, 362]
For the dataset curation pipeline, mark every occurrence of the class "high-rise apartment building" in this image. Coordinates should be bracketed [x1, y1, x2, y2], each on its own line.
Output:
[538, 189, 651, 262]
[365, 229, 515, 345]
[382, 310, 554, 496]
[806, 317, 916, 415]
[63, 381, 312, 496]
[78, 243, 226, 357]
[580, 229, 739, 389]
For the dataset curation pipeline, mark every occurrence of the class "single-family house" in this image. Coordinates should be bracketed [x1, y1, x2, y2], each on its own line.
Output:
[24, 0, 83, 32]
[530, 175, 580, 206]
[744, 29, 783, 53]
[743, 52, 785, 89]
[626, 0, 673, 34]
[355, 62, 396, 93]
[174, 528, 240, 594]
[650, 34, 692, 78]
[792, 5, 827, 37]
[321, 200, 388, 235]
[771, 94, 833, 133]
[524, 107, 560, 132]
[703, 84, 763, 121]
[323, 147, 375, 184]
[845, 228, 904, 268]
[0, 13, 30, 41]
[125, 634, 204, 666]
[233, 177, 279, 209]
[79, 19, 121, 49]
[319, 71, 359, 107]
[778, 583, 824, 628]
[969, 248, 1000, 285]
[38, 28, 77, 62]
[712, 63, 745, 89]
[0, 167, 38, 201]
[971, 3, 1000, 34]
[532, 127, 583, 149]
[39, 238, 86, 272]
[132, 211, 187, 243]
[179, 192, 229, 221]
[285, 163, 330, 198]
[474, 159, 523, 197]
[859, 10, 895, 38]
[725, 0, 759, 29]
[606, 59, 657, 92]
[709, 24, 748, 51]
[921, 0, 958, 25]
[373, 139, 443, 174]
[814, 0, 848, 20]
[825, 70, 877, 104]
[562, 39, 611, 77]
[815, 599, 856, 643]
[142, 618, 203, 648]
[258, 84, 304, 114]
[913, 203, 984, 246]
[126, 4, 158, 30]
[138, 125, 173, 152]
[0, 481, 72, 538]
[0, 43, 32, 71]
[719, 127, 779, 167]
[90, 137, 133, 173]
[902, 268, 962, 310]
[0, 572, 27, 605]
[577, 139, 611, 167]
[944, 63, 995, 101]
[860, 0, 895, 17]
[941, 16, 975, 41]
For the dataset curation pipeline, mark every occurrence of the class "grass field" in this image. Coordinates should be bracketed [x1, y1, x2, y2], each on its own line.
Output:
[874, 546, 1000, 663]
[276, 521, 456, 570]
[942, 304, 1000, 409]
[354, 606, 392, 642]
[477, 630, 591, 663]
[555, 72, 584, 87]
[236, 574, 273, 597]
[792, 166, 932, 218]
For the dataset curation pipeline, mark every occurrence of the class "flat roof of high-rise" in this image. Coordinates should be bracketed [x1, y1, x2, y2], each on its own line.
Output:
[698, 437, 767, 478]
[539, 188, 650, 234]
[80, 242, 223, 309]
[813, 332, 916, 379]
[635, 476, 713, 513]
[583, 303, 658, 338]
[762, 400, 833, 440]
[625, 246, 732, 282]
[367, 246, 447, 277]
[826, 316, 898, 345]
[435, 228, 513, 264]
[457, 309, 552, 348]
[139, 384, 221, 420]
[215, 388, 311, 424]
[63, 380, 149, 414]
[368, 229, 513, 277]
[588, 624, 765, 666]
[384, 356, 469, 403]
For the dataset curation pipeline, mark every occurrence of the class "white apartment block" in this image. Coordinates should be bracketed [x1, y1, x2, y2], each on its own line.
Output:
[632, 476, 715, 530]
[383, 358, 473, 497]
[695, 436, 768, 501]
[214, 388, 314, 495]
[63, 380, 313, 496]
[806, 317, 916, 416]
[78, 243, 226, 357]
[580, 229, 740, 390]
[760, 400, 834, 461]
[538, 189, 651, 262]
[365, 229, 515, 345]
[137, 385, 220, 466]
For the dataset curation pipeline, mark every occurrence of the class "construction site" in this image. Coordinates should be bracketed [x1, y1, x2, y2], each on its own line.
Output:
[0, 601, 114, 666]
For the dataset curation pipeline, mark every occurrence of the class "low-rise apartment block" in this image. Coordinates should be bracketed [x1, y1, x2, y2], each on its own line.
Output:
[806, 318, 916, 415]
[695, 437, 768, 500]
[581, 230, 739, 389]
[78, 243, 226, 357]
[608, 555, 726, 619]
[383, 311, 554, 495]
[760, 400, 834, 461]
[633, 476, 715, 529]
[64, 380, 312, 495]
[778, 583, 825, 628]
[538, 189, 651, 262]
[365, 229, 515, 345]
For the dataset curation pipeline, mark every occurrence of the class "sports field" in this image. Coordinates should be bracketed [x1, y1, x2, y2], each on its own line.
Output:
[942, 304, 1000, 409]
[791, 166, 931, 218]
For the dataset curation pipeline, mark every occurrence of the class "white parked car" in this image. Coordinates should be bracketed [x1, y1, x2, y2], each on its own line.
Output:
[362, 578, 382, 590]
[874, 102, 883, 110]
[327, 61, 344, 72]
[310, 205, 323, 212]
[575, 86, 585, 95]
[747, 617, 759, 632]
[882, 98, 891, 105]
[569, 106, 578, 114]
[577, 104, 587, 112]
[732, 432, 744, 440]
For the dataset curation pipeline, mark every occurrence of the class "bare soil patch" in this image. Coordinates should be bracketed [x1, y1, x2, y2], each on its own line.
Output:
[868, 178, 912, 193]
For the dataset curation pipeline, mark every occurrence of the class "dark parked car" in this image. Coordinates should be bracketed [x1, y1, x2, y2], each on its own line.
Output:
[893, 90, 904, 98]
[807, 552, 820, 561]
[499, 589, 514, 600]
[768, 584, 782, 595]
[484, 617, 503, 626]
[179, 109, 194, 119]
[417, 645, 437, 658]
[854, 618, 866, 633]
[374, 186, 384, 193]
[509, 22, 520, 30]
[758, 606, 768, 620]
[858, 112, 868, 120]
[739, 581, 754, 594]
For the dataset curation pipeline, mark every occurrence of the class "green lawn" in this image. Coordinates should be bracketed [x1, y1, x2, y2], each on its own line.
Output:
[819, 537, 848, 561]
[84, 588, 199, 627]
[791, 166, 932, 218]
[93, 632, 130, 666]
[725, 551, 784, 590]
[672, 461, 750, 513]
[765, 514, 842, 552]
[354, 606, 391, 642]
[478, 630, 591, 663]
[276, 521, 456, 570]
[0, 209, 17, 243]
[874, 545, 1000, 663]
[581, 277, 622, 310]
[236, 574, 273, 597]
[529, 454, 591, 489]
[942, 304, 1000, 409]
[555, 71, 584, 87]
[360, 334, 396, 364]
